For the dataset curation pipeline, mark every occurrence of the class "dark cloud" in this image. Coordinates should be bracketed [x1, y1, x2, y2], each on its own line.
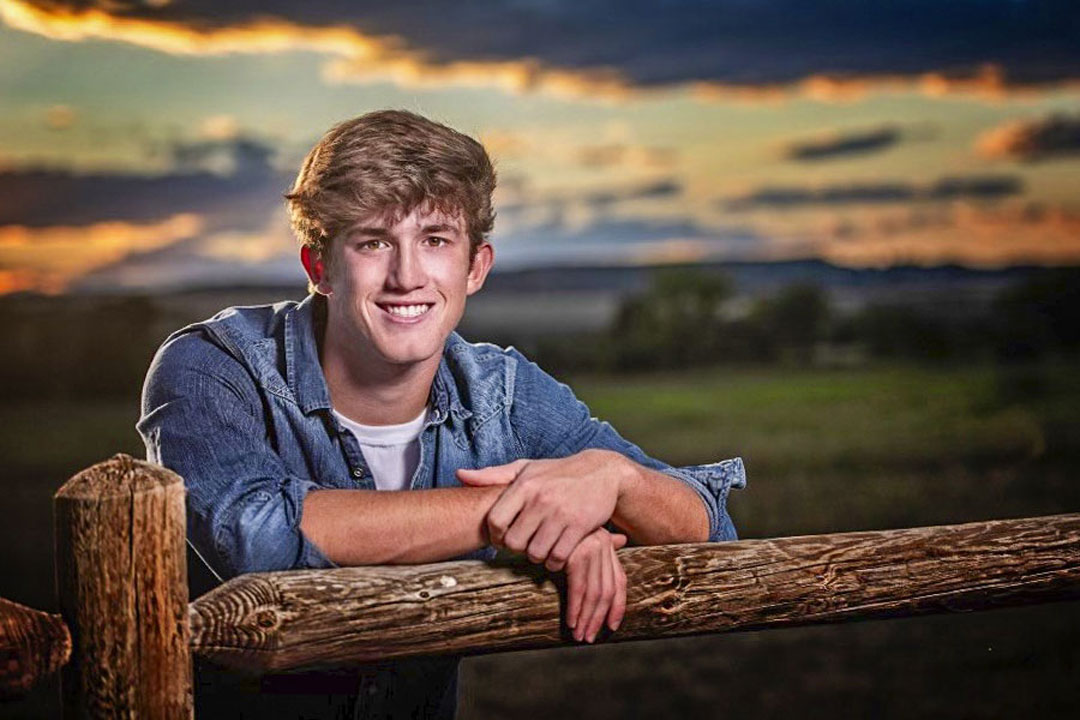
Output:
[784, 126, 903, 162]
[168, 135, 277, 176]
[14, 0, 1080, 88]
[500, 179, 682, 219]
[977, 113, 1080, 161]
[723, 175, 1023, 211]
[0, 136, 288, 228]
[72, 234, 304, 292]
[582, 179, 682, 209]
[496, 216, 763, 270]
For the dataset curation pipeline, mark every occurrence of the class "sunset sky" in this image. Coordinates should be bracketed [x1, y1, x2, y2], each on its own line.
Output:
[1, 0, 1079, 294]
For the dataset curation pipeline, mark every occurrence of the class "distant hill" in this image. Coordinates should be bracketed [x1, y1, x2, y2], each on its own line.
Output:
[61, 259, 1046, 340]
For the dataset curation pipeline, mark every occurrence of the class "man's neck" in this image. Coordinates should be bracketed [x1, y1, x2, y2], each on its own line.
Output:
[320, 326, 440, 426]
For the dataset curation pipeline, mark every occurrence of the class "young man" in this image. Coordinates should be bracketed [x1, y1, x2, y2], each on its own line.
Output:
[138, 110, 744, 717]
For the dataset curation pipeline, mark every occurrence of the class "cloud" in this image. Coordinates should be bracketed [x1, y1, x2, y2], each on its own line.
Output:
[783, 126, 904, 162]
[818, 202, 1080, 268]
[0, 133, 298, 292]
[977, 113, 1080, 162]
[577, 144, 678, 169]
[722, 175, 1023, 211]
[580, 179, 682, 209]
[198, 114, 241, 141]
[44, 104, 76, 130]
[4, 0, 1079, 101]
[0, 135, 288, 228]
[497, 178, 684, 234]
[0, 213, 204, 292]
[71, 215, 305, 292]
[495, 216, 765, 270]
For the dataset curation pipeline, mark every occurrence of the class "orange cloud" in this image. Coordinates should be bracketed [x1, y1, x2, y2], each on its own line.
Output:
[3, 0, 1075, 104]
[44, 104, 76, 130]
[977, 113, 1080, 161]
[0, 213, 203, 293]
[0, 0, 637, 102]
[0, 268, 53, 294]
[815, 202, 1080, 268]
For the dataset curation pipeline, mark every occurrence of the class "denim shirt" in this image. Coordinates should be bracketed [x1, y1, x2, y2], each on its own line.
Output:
[138, 293, 746, 581]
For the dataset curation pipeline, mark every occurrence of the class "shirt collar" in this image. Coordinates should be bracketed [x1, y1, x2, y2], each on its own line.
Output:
[284, 293, 470, 423]
[284, 293, 332, 415]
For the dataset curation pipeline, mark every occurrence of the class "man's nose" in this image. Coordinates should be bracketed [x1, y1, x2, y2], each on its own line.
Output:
[387, 243, 426, 291]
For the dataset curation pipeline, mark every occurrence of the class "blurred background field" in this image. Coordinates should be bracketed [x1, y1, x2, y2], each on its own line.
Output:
[2, 296, 1078, 716]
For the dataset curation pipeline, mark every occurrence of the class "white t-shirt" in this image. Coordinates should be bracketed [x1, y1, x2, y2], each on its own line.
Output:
[333, 406, 428, 491]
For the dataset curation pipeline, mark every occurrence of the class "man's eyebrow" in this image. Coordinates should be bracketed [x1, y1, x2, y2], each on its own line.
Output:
[347, 226, 390, 238]
[420, 223, 462, 234]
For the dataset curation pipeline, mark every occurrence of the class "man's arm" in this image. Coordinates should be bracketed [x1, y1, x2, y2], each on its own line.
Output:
[139, 332, 503, 576]
[458, 448, 708, 570]
[299, 485, 503, 566]
[458, 347, 743, 569]
[610, 451, 711, 544]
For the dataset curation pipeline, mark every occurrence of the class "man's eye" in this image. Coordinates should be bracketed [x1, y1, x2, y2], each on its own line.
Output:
[356, 239, 387, 251]
[426, 236, 450, 247]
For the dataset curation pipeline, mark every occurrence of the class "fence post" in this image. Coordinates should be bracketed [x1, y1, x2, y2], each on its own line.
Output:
[55, 454, 192, 719]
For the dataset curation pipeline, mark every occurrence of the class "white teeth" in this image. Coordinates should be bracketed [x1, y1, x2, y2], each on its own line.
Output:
[384, 304, 431, 318]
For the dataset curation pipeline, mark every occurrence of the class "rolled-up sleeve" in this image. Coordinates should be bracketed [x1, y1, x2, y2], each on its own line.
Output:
[654, 459, 746, 541]
[137, 331, 334, 579]
[507, 347, 746, 542]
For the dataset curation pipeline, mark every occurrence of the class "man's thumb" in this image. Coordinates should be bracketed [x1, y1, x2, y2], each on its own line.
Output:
[611, 533, 628, 550]
[456, 459, 529, 486]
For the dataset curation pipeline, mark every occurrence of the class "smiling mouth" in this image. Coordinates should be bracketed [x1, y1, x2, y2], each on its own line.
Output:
[376, 302, 434, 320]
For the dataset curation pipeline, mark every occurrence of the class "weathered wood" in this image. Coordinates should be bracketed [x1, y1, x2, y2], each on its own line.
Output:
[190, 512, 1080, 673]
[55, 454, 192, 719]
[0, 596, 71, 698]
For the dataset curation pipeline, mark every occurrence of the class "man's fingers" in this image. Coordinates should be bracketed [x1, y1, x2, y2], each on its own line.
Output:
[544, 527, 570, 572]
[580, 549, 602, 642]
[585, 543, 614, 643]
[548, 526, 587, 573]
[485, 487, 526, 547]
[565, 552, 584, 633]
[501, 506, 545, 555]
[607, 542, 627, 632]
[527, 520, 564, 565]
[611, 533, 628, 550]
[455, 459, 529, 486]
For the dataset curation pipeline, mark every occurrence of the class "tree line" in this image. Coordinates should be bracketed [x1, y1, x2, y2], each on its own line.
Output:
[0, 267, 1076, 401]
[531, 267, 1080, 374]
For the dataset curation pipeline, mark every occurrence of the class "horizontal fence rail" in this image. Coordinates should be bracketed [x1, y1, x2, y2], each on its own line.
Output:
[0, 454, 1075, 716]
[188, 513, 1080, 673]
[0, 597, 71, 699]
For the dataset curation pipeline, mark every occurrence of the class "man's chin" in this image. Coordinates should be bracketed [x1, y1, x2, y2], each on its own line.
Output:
[373, 341, 444, 368]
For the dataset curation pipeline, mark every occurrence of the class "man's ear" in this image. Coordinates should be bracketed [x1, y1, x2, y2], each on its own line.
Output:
[466, 242, 494, 296]
[300, 245, 331, 295]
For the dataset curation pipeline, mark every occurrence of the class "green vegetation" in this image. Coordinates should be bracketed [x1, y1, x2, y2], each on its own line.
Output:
[3, 363, 1078, 719]
[572, 361, 1080, 537]
[535, 266, 1080, 373]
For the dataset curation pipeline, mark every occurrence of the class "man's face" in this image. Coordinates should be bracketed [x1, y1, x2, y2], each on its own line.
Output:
[305, 204, 493, 370]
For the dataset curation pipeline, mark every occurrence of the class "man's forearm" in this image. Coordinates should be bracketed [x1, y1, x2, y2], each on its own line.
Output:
[300, 485, 505, 565]
[609, 454, 711, 545]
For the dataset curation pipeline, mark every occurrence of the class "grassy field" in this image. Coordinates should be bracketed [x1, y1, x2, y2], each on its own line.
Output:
[574, 362, 1080, 537]
[2, 362, 1078, 718]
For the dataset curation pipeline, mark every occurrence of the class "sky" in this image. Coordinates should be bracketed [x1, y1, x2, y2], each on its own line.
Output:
[1, 0, 1079, 294]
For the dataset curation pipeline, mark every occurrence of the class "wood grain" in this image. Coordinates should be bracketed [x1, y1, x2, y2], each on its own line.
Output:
[190, 513, 1080, 673]
[55, 454, 192, 719]
[0, 596, 71, 698]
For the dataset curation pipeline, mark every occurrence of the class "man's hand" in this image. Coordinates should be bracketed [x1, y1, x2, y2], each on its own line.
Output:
[455, 449, 627, 571]
[565, 527, 628, 643]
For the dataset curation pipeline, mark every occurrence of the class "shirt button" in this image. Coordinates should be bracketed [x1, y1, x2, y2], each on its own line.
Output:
[352, 468, 363, 478]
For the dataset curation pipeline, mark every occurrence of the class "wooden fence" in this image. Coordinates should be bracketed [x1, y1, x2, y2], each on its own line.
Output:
[2, 454, 1079, 718]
